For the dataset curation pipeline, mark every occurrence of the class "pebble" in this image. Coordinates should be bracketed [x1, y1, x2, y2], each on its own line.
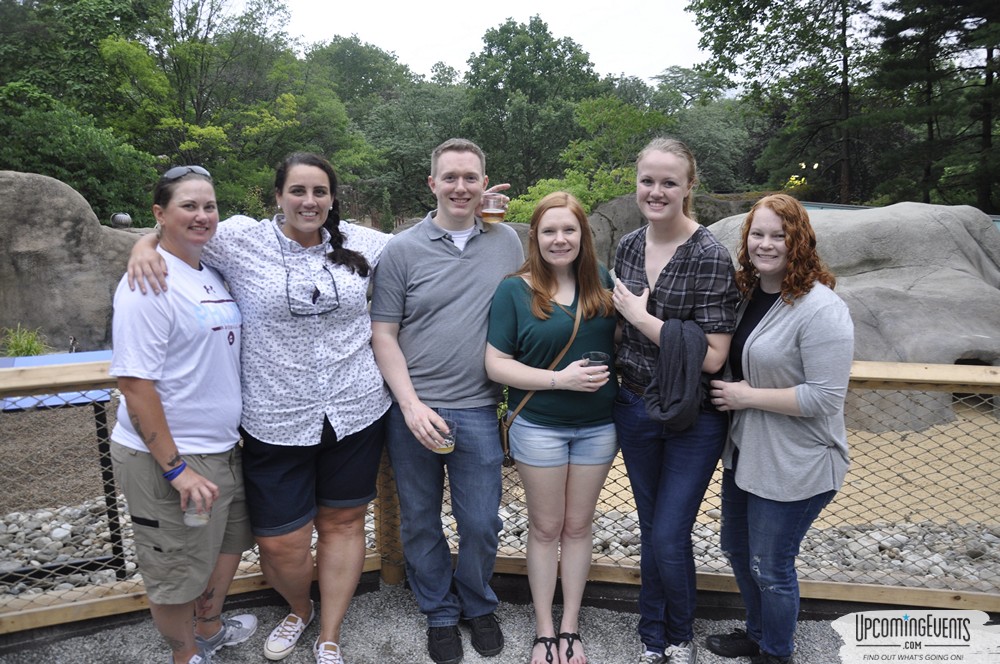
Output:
[2, 498, 998, 596]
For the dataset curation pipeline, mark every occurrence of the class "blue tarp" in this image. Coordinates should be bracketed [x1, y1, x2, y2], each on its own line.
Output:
[1, 350, 113, 411]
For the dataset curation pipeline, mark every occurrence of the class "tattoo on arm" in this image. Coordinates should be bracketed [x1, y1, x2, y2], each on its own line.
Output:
[166, 453, 181, 468]
[127, 411, 158, 447]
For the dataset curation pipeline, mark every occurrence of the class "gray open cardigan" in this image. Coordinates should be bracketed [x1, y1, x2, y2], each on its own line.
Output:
[721, 282, 855, 502]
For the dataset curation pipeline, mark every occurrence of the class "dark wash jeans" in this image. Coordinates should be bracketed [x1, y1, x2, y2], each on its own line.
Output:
[614, 385, 727, 652]
[721, 449, 835, 658]
[385, 403, 503, 627]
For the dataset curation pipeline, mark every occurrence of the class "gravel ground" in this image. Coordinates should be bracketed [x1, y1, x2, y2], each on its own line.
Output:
[0, 581, 846, 663]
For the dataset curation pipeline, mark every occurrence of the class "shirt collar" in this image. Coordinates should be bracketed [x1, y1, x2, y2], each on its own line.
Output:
[271, 214, 332, 250]
[422, 210, 486, 241]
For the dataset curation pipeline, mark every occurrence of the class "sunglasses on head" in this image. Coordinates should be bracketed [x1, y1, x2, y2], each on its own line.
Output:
[162, 165, 212, 181]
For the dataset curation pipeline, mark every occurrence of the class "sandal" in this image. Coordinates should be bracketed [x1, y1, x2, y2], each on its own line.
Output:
[558, 632, 583, 661]
[533, 636, 558, 664]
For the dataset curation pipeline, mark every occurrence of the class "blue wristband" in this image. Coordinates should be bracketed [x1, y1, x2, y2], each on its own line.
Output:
[162, 460, 186, 481]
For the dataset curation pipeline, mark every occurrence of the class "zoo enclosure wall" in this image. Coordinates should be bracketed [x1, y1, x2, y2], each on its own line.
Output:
[0, 359, 998, 635]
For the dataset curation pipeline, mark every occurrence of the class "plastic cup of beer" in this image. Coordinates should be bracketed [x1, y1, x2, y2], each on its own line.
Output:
[432, 418, 457, 454]
[481, 193, 507, 224]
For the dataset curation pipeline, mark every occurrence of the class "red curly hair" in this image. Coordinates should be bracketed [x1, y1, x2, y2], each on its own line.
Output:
[514, 191, 614, 320]
[735, 194, 836, 303]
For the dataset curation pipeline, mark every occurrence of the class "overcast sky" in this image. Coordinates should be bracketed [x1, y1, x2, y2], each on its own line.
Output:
[281, 0, 707, 83]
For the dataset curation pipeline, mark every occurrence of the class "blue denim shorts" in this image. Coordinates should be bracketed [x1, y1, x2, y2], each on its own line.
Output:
[508, 417, 618, 467]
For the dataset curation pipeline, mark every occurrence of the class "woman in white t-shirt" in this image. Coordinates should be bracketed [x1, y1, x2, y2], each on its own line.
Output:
[110, 166, 256, 664]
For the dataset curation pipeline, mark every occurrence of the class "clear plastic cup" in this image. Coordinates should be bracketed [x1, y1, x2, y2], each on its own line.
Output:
[183, 502, 211, 527]
[582, 351, 610, 366]
[432, 418, 457, 454]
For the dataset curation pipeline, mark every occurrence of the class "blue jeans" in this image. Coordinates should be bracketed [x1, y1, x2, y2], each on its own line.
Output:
[614, 386, 726, 651]
[386, 403, 503, 626]
[721, 450, 835, 658]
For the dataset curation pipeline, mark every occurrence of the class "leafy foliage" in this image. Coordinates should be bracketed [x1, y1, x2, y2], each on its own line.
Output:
[0, 0, 996, 224]
[0, 82, 157, 223]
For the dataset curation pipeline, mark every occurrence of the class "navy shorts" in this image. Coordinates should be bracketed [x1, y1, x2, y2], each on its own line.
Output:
[240, 415, 385, 537]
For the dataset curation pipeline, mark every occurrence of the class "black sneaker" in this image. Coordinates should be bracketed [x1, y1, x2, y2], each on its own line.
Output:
[463, 613, 504, 657]
[705, 629, 760, 658]
[427, 625, 464, 664]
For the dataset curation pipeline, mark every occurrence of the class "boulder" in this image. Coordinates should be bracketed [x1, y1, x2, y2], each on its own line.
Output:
[0, 171, 141, 352]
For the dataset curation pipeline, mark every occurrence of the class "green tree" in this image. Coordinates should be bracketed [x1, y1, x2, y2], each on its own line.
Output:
[651, 66, 728, 115]
[359, 79, 470, 217]
[560, 96, 674, 174]
[303, 35, 418, 122]
[688, 0, 876, 203]
[674, 98, 754, 193]
[463, 16, 602, 193]
[861, 0, 998, 210]
[0, 0, 170, 117]
[870, 1, 966, 204]
[0, 82, 157, 223]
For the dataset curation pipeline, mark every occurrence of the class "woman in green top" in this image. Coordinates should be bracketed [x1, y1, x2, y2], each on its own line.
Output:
[486, 191, 618, 664]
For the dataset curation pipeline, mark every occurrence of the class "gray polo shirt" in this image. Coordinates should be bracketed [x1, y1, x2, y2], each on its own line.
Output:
[370, 212, 524, 408]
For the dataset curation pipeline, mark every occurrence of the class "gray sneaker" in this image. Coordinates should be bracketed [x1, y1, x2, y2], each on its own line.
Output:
[638, 651, 665, 664]
[196, 614, 259, 654]
[665, 641, 698, 664]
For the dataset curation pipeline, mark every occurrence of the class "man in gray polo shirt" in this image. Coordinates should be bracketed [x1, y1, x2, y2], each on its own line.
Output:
[371, 138, 523, 664]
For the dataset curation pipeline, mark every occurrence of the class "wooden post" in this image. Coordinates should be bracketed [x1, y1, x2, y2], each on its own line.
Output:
[374, 448, 405, 585]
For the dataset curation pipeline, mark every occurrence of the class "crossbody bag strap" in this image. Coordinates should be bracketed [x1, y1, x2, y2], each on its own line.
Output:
[506, 301, 584, 423]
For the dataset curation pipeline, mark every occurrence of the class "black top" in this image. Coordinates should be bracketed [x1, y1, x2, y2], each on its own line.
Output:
[728, 286, 782, 382]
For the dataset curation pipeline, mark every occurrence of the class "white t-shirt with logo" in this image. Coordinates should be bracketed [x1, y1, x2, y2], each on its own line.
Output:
[110, 247, 242, 455]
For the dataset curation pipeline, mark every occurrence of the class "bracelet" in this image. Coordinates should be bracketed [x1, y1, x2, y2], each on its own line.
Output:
[550, 372, 557, 389]
[162, 460, 187, 481]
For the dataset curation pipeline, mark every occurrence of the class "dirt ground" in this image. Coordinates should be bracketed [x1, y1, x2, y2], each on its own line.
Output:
[0, 403, 116, 514]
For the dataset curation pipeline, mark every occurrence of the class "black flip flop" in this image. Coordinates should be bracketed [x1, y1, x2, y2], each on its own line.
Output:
[533, 635, 558, 663]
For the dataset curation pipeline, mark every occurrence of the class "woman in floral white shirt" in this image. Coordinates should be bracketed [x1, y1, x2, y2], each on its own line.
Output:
[129, 152, 390, 664]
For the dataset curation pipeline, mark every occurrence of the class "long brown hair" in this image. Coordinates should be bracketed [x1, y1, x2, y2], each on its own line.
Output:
[735, 194, 835, 303]
[514, 192, 614, 320]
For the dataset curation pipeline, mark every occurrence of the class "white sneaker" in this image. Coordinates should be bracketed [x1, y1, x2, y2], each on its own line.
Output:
[264, 601, 315, 661]
[314, 638, 346, 664]
[638, 651, 665, 664]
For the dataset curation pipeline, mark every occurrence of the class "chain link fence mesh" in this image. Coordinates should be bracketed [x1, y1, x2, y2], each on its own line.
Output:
[1, 376, 998, 633]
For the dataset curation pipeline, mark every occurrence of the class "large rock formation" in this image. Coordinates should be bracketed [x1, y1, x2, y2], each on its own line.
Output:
[0, 172, 141, 351]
